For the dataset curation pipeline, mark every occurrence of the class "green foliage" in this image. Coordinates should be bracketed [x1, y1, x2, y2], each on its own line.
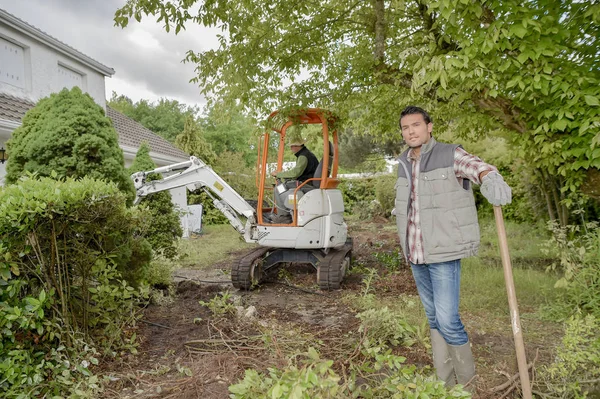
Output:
[6, 87, 134, 201]
[145, 254, 176, 289]
[541, 222, 600, 320]
[108, 92, 200, 143]
[373, 251, 403, 271]
[175, 115, 217, 164]
[229, 346, 470, 398]
[338, 130, 399, 173]
[0, 176, 149, 397]
[199, 291, 237, 318]
[375, 174, 396, 217]
[340, 176, 395, 219]
[538, 314, 600, 398]
[129, 143, 183, 258]
[202, 102, 259, 168]
[356, 307, 417, 348]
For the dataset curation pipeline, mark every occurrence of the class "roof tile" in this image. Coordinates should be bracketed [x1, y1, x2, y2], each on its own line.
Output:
[106, 106, 188, 160]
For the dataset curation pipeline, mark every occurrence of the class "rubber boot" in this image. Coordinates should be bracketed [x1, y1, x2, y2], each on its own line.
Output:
[448, 341, 476, 390]
[430, 329, 456, 387]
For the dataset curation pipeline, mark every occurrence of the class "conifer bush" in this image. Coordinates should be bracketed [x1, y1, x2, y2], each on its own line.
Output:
[5, 87, 134, 201]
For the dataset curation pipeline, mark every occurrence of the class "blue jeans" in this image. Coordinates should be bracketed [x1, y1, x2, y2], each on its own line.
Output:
[410, 260, 469, 346]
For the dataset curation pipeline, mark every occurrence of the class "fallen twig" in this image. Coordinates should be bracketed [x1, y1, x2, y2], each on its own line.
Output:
[491, 349, 539, 394]
[173, 275, 231, 284]
[141, 319, 172, 329]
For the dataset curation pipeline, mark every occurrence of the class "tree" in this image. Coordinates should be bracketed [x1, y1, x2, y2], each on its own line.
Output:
[175, 115, 217, 163]
[129, 142, 183, 259]
[108, 92, 200, 143]
[6, 87, 134, 199]
[202, 102, 258, 167]
[114, 0, 600, 223]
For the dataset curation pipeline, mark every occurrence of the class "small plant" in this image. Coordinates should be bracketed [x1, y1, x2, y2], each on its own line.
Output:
[374, 250, 403, 271]
[537, 314, 600, 398]
[356, 306, 417, 347]
[541, 221, 600, 319]
[199, 291, 237, 317]
[229, 348, 340, 398]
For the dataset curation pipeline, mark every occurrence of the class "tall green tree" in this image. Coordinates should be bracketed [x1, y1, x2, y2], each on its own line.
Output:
[108, 92, 201, 143]
[6, 87, 134, 200]
[114, 0, 600, 222]
[202, 102, 258, 167]
[129, 143, 183, 259]
[175, 115, 217, 164]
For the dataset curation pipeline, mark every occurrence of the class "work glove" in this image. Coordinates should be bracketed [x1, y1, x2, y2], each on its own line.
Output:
[480, 172, 512, 206]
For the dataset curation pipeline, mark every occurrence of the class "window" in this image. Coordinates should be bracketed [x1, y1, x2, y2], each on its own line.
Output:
[0, 37, 25, 88]
[57, 63, 83, 90]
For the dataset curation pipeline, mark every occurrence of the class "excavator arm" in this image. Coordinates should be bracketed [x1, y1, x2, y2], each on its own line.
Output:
[131, 157, 256, 236]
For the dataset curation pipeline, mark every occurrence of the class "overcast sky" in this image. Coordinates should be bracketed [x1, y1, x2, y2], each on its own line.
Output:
[0, 0, 221, 107]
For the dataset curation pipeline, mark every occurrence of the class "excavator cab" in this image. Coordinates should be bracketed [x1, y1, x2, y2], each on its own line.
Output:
[256, 108, 340, 226]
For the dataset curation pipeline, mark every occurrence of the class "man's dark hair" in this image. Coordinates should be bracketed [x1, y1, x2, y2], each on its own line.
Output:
[399, 106, 432, 126]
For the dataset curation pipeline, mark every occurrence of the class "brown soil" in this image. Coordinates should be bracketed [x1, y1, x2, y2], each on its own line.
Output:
[101, 218, 554, 399]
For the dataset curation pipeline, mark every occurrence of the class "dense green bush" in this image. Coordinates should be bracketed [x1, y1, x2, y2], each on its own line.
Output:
[538, 314, 600, 398]
[339, 175, 395, 219]
[542, 222, 600, 320]
[129, 143, 183, 258]
[6, 87, 134, 202]
[0, 176, 150, 397]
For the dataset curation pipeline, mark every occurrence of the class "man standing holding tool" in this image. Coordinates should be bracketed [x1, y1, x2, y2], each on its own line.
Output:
[394, 106, 511, 389]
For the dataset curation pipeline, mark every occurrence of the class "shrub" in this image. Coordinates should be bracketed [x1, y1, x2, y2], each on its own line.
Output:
[6, 87, 134, 201]
[356, 306, 417, 347]
[129, 142, 183, 258]
[542, 221, 600, 320]
[537, 314, 600, 398]
[0, 176, 150, 397]
[375, 174, 396, 216]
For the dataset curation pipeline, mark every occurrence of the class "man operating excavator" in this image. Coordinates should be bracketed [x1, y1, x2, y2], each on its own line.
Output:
[270, 138, 319, 224]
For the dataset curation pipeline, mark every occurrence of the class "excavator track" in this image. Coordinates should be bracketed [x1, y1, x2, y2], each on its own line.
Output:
[317, 239, 353, 290]
[231, 246, 271, 290]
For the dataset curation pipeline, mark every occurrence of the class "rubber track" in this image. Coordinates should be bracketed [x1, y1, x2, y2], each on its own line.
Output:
[231, 246, 271, 290]
[318, 243, 352, 290]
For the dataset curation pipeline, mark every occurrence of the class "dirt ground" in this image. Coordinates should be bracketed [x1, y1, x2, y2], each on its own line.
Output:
[101, 219, 552, 399]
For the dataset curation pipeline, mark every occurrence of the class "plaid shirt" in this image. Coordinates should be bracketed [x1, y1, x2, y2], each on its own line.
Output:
[406, 147, 496, 264]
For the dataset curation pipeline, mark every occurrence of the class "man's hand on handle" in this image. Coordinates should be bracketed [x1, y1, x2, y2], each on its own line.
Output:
[481, 172, 512, 206]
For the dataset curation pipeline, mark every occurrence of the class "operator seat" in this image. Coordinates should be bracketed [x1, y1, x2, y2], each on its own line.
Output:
[313, 141, 334, 188]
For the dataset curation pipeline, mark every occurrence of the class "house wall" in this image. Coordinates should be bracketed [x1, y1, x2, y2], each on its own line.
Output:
[0, 23, 106, 107]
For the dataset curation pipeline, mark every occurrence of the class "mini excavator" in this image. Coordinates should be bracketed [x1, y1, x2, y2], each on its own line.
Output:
[131, 108, 352, 290]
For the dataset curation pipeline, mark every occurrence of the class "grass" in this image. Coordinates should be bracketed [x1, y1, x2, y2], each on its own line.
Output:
[461, 218, 558, 317]
[461, 257, 558, 316]
[175, 224, 256, 270]
[477, 217, 552, 268]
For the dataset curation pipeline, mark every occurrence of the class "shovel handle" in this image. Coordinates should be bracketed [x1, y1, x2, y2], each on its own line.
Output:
[494, 205, 532, 399]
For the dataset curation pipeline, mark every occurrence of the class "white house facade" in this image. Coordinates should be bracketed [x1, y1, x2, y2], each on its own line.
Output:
[0, 8, 193, 236]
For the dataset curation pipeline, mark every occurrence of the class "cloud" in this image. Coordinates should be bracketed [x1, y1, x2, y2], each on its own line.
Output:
[0, 0, 220, 106]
